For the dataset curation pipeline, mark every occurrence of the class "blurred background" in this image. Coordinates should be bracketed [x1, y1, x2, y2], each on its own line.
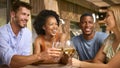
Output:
[0, 0, 120, 39]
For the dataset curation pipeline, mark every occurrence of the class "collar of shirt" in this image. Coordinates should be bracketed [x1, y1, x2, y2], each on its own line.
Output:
[7, 22, 24, 39]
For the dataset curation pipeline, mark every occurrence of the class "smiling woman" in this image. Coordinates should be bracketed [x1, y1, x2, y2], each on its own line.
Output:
[33, 10, 68, 64]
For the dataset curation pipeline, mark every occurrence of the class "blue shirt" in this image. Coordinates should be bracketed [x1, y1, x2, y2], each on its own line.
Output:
[0, 23, 32, 65]
[72, 32, 108, 61]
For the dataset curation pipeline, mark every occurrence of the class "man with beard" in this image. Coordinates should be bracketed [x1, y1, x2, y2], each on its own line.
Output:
[72, 13, 108, 62]
[0, 1, 42, 68]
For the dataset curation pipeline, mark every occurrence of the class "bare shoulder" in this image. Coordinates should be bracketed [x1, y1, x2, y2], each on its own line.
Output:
[34, 35, 44, 45]
[35, 35, 43, 41]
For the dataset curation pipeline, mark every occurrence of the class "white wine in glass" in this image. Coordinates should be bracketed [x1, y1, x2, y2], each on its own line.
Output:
[64, 48, 75, 57]
[63, 40, 75, 57]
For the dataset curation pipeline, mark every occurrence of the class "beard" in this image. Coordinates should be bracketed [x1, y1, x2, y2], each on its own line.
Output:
[13, 17, 26, 28]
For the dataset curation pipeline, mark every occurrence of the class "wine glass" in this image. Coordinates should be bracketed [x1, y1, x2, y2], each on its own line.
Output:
[64, 40, 75, 57]
[52, 41, 63, 62]
[63, 40, 76, 67]
[52, 41, 63, 50]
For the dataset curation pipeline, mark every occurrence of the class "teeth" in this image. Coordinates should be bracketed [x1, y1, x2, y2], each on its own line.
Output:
[85, 28, 90, 31]
[105, 24, 107, 26]
[53, 30, 57, 33]
[105, 23, 109, 26]
[52, 30, 57, 35]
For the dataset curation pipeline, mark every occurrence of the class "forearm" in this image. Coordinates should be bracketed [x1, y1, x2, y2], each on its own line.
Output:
[80, 61, 109, 68]
[93, 59, 105, 63]
[10, 54, 40, 68]
[82, 59, 94, 63]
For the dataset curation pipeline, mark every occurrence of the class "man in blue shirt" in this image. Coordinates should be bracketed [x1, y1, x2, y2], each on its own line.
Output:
[0, 1, 42, 68]
[72, 13, 108, 62]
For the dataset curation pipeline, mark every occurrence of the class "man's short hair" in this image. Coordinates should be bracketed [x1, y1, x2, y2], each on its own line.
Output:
[11, 1, 32, 12]
[80, 13, 93, 22]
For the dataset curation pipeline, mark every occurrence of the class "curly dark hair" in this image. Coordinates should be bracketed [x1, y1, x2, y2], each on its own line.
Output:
[33, 10, 60, 35]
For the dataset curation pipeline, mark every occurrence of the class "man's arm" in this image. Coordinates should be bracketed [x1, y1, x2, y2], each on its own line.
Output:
[0, 32, 40, 68]
[10, 54, 41, 68]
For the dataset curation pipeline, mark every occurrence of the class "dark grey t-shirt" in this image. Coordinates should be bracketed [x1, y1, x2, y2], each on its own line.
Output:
[72, 32, 108, 61]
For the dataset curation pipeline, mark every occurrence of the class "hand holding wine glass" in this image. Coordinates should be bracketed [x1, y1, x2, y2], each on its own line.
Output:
[48, 41, 63, 62]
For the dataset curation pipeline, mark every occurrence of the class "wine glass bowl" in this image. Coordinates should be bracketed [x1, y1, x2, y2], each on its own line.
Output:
[62, 40, 76, 67]
[63, 40, 75, 57]
[51, 41, 64, 62]
[52, 42, 63, 51]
